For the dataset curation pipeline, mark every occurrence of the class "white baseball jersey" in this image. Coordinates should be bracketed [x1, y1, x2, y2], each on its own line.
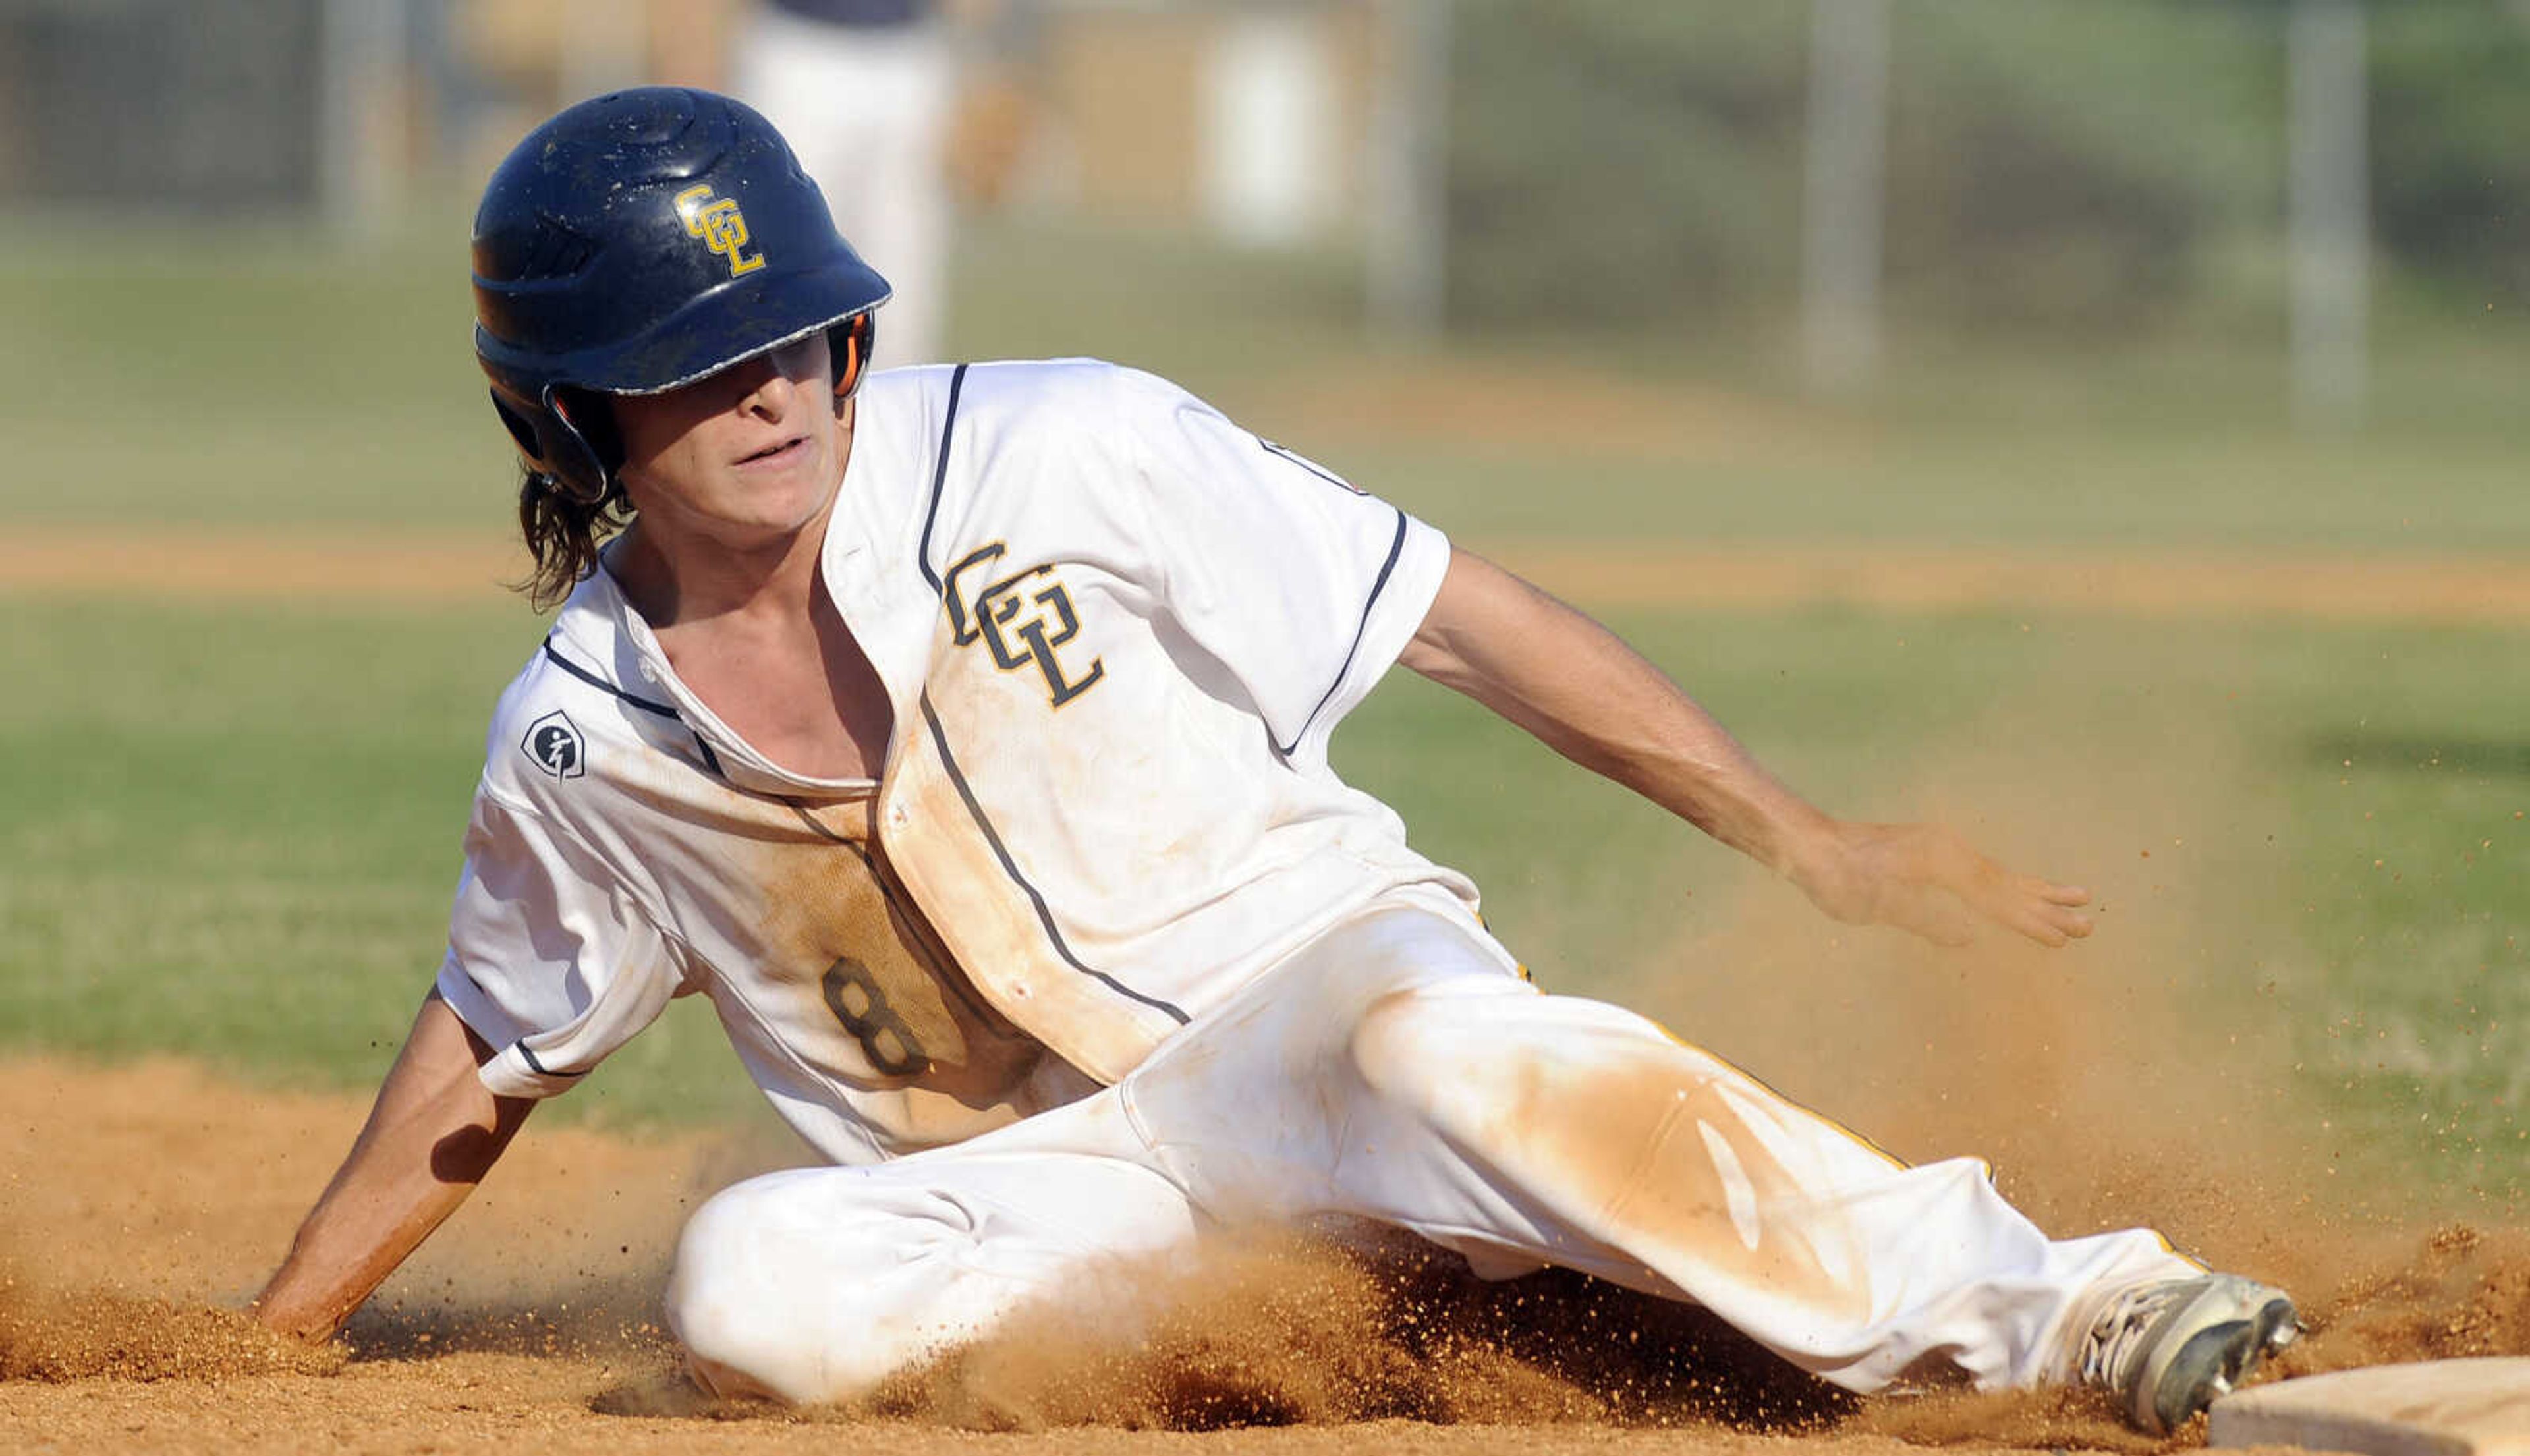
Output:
[430, 360, 2208, 1413]
[435, 359, 1475, 1164]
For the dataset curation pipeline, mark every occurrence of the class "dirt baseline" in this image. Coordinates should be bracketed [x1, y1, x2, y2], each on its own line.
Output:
[7, 527, 2530, 624]
[1, 1056, 2523, 1456]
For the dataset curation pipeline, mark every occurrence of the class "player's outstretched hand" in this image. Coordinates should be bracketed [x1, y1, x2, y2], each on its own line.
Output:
[1792, 820, 2094, 948]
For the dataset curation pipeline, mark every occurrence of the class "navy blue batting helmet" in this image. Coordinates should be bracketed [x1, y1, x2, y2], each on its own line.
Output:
[472, 86, 891, 501]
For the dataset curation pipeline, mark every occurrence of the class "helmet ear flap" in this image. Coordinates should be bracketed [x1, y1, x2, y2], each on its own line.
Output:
[538, 387, 620, 505]
[490, 385, 600, 501]
[490, 390, 544, 458]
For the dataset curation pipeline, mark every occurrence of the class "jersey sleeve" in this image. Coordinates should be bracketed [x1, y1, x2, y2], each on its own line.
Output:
[433, 785, 684, 1100]
[1117, 370, 1452, 767]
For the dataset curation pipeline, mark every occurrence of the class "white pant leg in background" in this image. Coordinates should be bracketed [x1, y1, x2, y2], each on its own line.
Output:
[667, 893, 2199, 1403]
[734, 7, 953, 365]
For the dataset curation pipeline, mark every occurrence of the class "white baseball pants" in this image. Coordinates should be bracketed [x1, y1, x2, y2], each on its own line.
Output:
[665, 897, 2197, 1403]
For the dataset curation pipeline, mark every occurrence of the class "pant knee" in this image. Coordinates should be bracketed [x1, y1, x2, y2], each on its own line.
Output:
[1343, 979, 1561, 1117]
[1343, 988, 1429, 1091]
[663, 1165, 1114, 1405]
[665, 1179, 802, 1399]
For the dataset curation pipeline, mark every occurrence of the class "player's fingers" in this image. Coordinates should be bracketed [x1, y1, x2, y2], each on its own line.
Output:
[2008, 905, 2074, 947]
[2008, 890, 2094, 945]
[2010, 876, 2094, 932]
[2015, 876, 2094, 941]
[2011, 921, 2067, 949]
[1960, 882, 2055, 945]
[1954, 872, 2085, 947]
[1888, 829, 2093, 947]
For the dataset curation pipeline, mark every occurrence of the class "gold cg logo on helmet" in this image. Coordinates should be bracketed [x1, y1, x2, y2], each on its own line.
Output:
[675, 183, 765, 277]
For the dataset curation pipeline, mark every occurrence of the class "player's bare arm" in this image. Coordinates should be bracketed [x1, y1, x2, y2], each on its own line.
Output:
[253, 990, 532, 1342]
[1399, 546, 2094, 949]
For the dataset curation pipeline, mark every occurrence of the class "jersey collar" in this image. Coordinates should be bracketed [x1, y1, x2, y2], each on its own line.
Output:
[549, 542, 879, 800]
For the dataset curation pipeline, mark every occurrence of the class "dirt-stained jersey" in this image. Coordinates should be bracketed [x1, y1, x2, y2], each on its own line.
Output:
[436, 360, 1474, 1162]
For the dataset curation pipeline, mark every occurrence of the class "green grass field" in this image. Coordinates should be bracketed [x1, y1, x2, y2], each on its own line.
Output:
[1, 214, 2522, 1212]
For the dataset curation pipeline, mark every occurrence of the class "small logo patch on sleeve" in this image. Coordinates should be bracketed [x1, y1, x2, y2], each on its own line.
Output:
[524, 710, 586, 780]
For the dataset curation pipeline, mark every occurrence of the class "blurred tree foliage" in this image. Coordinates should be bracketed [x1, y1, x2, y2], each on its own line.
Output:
[2368, 7, 2530, 310]
[1446, 3, 1808, 331]
[1445, 1, 2527, 337]
[1880, 2, 2276, 332]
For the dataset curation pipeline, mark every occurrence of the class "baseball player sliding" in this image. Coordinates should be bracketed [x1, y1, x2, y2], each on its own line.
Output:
[251, 89, 2296, 1434]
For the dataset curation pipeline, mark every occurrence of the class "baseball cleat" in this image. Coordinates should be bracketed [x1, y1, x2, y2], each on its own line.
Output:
[2078, 1272, 2300, 1434]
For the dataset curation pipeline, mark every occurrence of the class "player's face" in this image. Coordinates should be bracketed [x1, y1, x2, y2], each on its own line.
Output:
[607, 333, 849, 548]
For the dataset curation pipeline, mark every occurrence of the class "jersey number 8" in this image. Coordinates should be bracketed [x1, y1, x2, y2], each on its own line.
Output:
[820, 957, 928, 1077]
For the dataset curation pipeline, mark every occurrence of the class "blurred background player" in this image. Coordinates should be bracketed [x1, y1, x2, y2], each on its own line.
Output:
[733, 0, 956, 365]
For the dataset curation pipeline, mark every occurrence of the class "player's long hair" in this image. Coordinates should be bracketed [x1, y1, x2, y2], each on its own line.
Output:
[515, 464, 631, 613]
[509, 383, 634, 611]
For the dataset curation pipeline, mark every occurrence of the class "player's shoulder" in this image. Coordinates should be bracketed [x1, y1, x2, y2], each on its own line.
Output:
[853, 360, 955, 419]
[900, 360, 1226, 564]
[474, 574, 691, 809]
[949, 356, 1200, 437]
[856, 357, 1162, 427]
[476, 644, 632, 810]
[849, 360, 1173, 516]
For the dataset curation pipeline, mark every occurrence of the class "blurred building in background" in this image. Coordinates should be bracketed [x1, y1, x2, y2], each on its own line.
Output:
[0, 0, 335, 212]
[1, 0, 2523, 419]
[0, 1, 1404, 235]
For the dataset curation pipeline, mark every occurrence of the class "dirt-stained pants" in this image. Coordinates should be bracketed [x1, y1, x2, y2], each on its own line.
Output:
[665, 897, 2198, 1403]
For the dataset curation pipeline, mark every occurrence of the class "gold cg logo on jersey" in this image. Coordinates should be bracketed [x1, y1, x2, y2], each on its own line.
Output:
[675, 183, 764, 277]
[943, 545, 1107, 709]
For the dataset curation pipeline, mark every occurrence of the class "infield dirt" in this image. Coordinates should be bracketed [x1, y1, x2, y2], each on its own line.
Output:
[0, 1041, 2521, 1455]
